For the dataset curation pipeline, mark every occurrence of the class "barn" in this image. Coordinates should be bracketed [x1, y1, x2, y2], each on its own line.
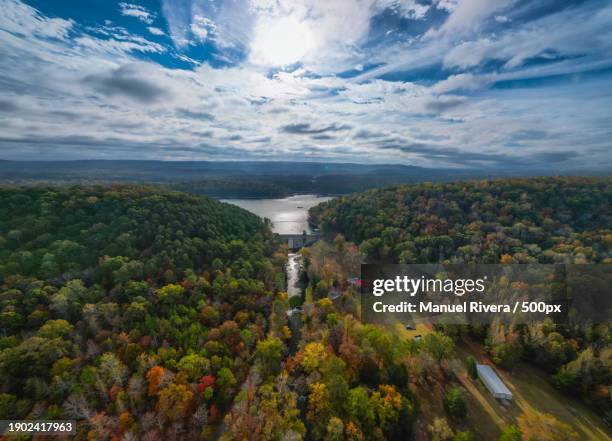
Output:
[477, 364, 513, 401]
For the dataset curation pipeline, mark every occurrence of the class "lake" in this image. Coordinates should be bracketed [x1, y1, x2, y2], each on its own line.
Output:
[221, 194, 332, 234]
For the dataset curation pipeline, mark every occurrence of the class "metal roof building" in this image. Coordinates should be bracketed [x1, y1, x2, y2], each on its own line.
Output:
[477, 364, 513, 401]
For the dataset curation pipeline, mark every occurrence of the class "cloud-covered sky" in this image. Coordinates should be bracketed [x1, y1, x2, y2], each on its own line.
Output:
[0, 0, 610, 169]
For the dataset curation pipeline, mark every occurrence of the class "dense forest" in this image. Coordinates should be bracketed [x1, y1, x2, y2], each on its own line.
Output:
[309, 177, 612, 429]
[0, 186, 286, 439]
[310, 177, 611, 264]
[223, 239, 418, 441]
[0, 179, 610, 441]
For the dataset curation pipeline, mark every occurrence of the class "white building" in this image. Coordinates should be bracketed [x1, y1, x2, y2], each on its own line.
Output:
[477, 364, 513, 401]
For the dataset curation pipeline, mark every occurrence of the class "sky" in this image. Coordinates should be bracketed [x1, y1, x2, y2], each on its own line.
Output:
[0, 0, 611, 169]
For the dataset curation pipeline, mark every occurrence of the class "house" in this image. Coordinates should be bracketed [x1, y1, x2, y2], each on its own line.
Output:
[477, 364, 513, 401]
[347, 277, 362, 287]
[328, 288, 342, 300]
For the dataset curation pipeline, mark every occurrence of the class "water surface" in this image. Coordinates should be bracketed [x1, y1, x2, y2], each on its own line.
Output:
[222, 194, 332, 234]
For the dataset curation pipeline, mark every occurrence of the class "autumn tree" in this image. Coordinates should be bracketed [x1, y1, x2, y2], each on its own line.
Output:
[156, 383, 194, 422]
[517, 410, 579, 441]
[146, 366, 165, 395]
[255, 336, 284, 379]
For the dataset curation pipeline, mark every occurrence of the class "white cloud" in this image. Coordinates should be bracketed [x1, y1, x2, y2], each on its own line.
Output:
[190, 14, 216, 43]
[443, 38, 495, 69]
[0, 0, 611, 169]
[444, 3, 612, 71]
[435, 0, 460, 13]
[428, 0, 514, 37]
[0, 0, 73, 40]
[383, 0, 430, 19]
[74, 34, 165, 56]
[147, 26, 165, 36]
[119, 2, 155, 25]
[162, 0, 433, 71]
[432, 73, 495, 94]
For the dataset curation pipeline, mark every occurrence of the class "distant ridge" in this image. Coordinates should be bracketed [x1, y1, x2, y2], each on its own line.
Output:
[0, 159, 450, 179]
[0, 159, 608, 198]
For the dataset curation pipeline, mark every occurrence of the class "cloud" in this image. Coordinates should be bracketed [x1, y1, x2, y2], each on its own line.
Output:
[435, 0, 459, 12]
[176, 108, 215, 121]
[74, 34, 165, 55]
[0, 0, 73, 40]
[190, 14, 216, 43]
[0, 100, 18, 112]
[147, 27, 165, 36]
[311, 134, 336, 140]
[512, 129, 549, 141]
[443, 2, 612, 71]
[432, 74, 495, 94]
[0, 0, 610, 171]
[380, 140, 580, 168]
[353, 129, 386, 139]
[530, 151, 579, 163]
[162, 0, 250, 50]
[281, 123, 352, 135]
[119, 2, 155, 24]
[429, 0, 515, 37]
[423, 96, 467, 113]
[83, 65, 167, 103]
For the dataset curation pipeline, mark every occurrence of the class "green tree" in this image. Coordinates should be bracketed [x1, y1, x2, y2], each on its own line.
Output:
[422, 332, 454, 363]
[155, 283, 185, 303]
[454, 431, 474, 441]
[491, 342, 523, 370]
[465, 355, 477, 379]
[499, 425, 522, 441]
[348, 387, 375, 436]
[255, 336, 284, 379]
[443, 387, 467, 418]
[216, 367, 237, 405]
[0, 336, 72, 380]
[177, 354, 210, 381]
[0, 393, 17, 418]
[37, 319, 73, 339]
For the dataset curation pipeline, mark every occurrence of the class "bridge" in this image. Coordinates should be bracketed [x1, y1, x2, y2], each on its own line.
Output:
[278, 232, 321, 250]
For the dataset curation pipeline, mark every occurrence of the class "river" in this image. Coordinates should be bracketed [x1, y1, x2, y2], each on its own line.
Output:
[214, 197, 327, 437]
[222, 195, 330, 302]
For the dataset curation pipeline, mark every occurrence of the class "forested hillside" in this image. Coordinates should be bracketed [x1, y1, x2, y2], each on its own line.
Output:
[0, 186, 285, 439]
[309, 177, 612, 426]
[310, 177, 612, 264]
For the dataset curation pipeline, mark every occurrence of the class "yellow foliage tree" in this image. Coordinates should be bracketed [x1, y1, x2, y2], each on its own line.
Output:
[156, 383, 194, 421]
[517, 410, 579, 441]
[301, 342, 329, 373]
